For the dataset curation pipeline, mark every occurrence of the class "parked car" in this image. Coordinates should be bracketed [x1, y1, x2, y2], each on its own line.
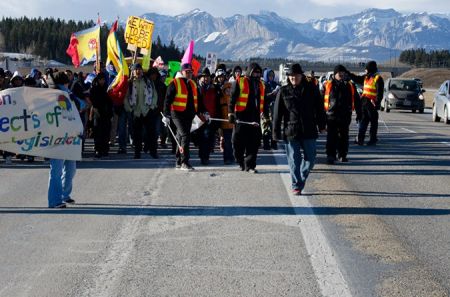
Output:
[432, 80, 450, 124]
[381, 78, 425, 113]
[413, 77, 424, 89]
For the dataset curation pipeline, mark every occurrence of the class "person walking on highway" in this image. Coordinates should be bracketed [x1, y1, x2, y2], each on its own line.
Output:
[125, 63, 159, 159]
[348, 61, 384, 146]
[228, 62, 267, 173]
[48, 72, 78, 208]
[262, 68, 280, 150]
[324, 65, 361, 164]
[273, 63, 326, 195]
[163, 63, 206, 171]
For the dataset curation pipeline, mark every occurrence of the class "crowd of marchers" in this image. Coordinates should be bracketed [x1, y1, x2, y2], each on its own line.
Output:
[0, 59, 384, 203]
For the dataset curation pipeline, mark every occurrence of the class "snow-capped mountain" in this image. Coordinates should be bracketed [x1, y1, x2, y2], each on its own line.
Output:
[141, 8, 450, 61]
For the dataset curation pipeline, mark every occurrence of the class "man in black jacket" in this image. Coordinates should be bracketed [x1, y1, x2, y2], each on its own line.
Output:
[163, 63, 205, 171]
[228, 62, 267, 173]
[324, 65, 361, 164]
[273, 63, 326, 195]
[348, 61, 384, 145]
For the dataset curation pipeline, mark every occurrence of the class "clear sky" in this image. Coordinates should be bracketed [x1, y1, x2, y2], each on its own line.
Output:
[0, 0, 448, 22]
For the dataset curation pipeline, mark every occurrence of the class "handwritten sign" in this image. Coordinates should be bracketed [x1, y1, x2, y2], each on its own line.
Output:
[124, 16, 154, 49]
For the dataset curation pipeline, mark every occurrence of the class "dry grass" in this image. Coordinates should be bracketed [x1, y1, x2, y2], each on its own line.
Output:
[399, 68, 450, 89]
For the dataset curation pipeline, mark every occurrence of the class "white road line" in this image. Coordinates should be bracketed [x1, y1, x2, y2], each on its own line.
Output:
[401, 128, 417, 134]
[274, 154, 353, 297]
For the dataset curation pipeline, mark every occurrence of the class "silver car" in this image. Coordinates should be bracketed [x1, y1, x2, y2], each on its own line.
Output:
[432, 80, 450, 124]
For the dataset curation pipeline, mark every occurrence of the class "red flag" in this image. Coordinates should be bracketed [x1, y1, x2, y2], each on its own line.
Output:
[66, 33, 80, 68]
[192, 58, 201, 76]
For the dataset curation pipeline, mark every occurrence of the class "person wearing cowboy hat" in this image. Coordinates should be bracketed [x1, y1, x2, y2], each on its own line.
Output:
[273, 63, 326, 195]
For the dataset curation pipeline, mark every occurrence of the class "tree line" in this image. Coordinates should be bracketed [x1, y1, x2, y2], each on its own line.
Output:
[0, 16, 187, 65]
[399, 49, 450, 68]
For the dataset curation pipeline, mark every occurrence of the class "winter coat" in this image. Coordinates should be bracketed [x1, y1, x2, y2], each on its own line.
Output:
[325, 79, 360, 121]
[273, 76, 326, 141]
[349, 72, 384, 109]
[90, 81, 113, 119]
[229, 77, 267, 123]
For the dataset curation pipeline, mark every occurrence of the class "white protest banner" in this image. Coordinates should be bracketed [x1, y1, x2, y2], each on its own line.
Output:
[205, 52, 218, 73]
[190, 115, 205, 132]
[0, 87, 83, 160]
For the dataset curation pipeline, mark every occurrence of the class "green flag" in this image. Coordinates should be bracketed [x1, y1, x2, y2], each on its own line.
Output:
[168, 61, 181, 79]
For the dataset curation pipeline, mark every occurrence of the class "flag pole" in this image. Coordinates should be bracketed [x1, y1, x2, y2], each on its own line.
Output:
[96, 12, 101, 73]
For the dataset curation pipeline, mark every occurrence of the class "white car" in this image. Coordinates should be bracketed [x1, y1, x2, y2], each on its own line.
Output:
[432, 80, 450, 124]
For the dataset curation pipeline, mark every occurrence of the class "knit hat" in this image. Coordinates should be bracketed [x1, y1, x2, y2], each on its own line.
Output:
[198, 67, 211, 77]
[215, 68, 226, 77]
[365, 61, 378, 74]
[11, 71, 24, 82]
[53, 71, 70, 85]
[216, 63, 227, 72]
[233, 65, 242, 73]
[132, 63, 143, 70]
[246, 62, 262, 76]
[333, 64, 347, 75]
[181, 63, 193, 71]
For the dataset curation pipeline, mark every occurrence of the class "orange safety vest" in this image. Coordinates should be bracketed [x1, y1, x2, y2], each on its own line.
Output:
[362, 74, 380, 102]
[171, 78, 198, 112]
[324, 80, 356, 111]
[235, 77, 265, 113]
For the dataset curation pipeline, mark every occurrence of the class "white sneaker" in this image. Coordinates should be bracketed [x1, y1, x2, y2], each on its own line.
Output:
[180, 163, 195, 171]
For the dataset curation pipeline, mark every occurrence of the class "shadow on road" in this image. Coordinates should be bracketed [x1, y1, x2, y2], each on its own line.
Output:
[0, 205, 449, 216]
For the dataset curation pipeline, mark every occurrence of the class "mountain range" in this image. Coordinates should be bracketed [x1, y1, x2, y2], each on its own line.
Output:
[140, 8, 450, 62]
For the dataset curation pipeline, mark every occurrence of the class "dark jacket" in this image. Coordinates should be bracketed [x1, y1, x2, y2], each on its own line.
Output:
[273, 76, 326, 141]
[90, 81, 113, 119]
[349, 72, 384, 109]
[325, 79, 361, 120]
[229, 77, 267, 123]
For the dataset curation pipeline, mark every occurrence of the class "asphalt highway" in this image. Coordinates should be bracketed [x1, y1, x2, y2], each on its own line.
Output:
[0, 109, 449, 297]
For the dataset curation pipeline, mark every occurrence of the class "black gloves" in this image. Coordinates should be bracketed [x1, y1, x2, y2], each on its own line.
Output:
[228, 113, 236, 124]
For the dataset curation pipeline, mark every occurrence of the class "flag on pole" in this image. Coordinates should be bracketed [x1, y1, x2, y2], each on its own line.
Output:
[96, 13, 102, 62]
[66, 25, 100, 68]
[191, 58, 201, 76]
[181, 40, 194, 65]
[166, 61, 181, 86]
[106, 20, 129, 105]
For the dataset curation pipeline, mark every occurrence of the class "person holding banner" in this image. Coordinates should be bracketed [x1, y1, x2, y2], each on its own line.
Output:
[163, 63, 206, 171]
[0, 68, 7, 90]
[48, 72, 78, 208]
[228, 62, 267, 173]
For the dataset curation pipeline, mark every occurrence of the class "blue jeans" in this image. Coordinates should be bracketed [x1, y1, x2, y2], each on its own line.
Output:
[48, 159, 77, 207]
[285, 139, 317, 191]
